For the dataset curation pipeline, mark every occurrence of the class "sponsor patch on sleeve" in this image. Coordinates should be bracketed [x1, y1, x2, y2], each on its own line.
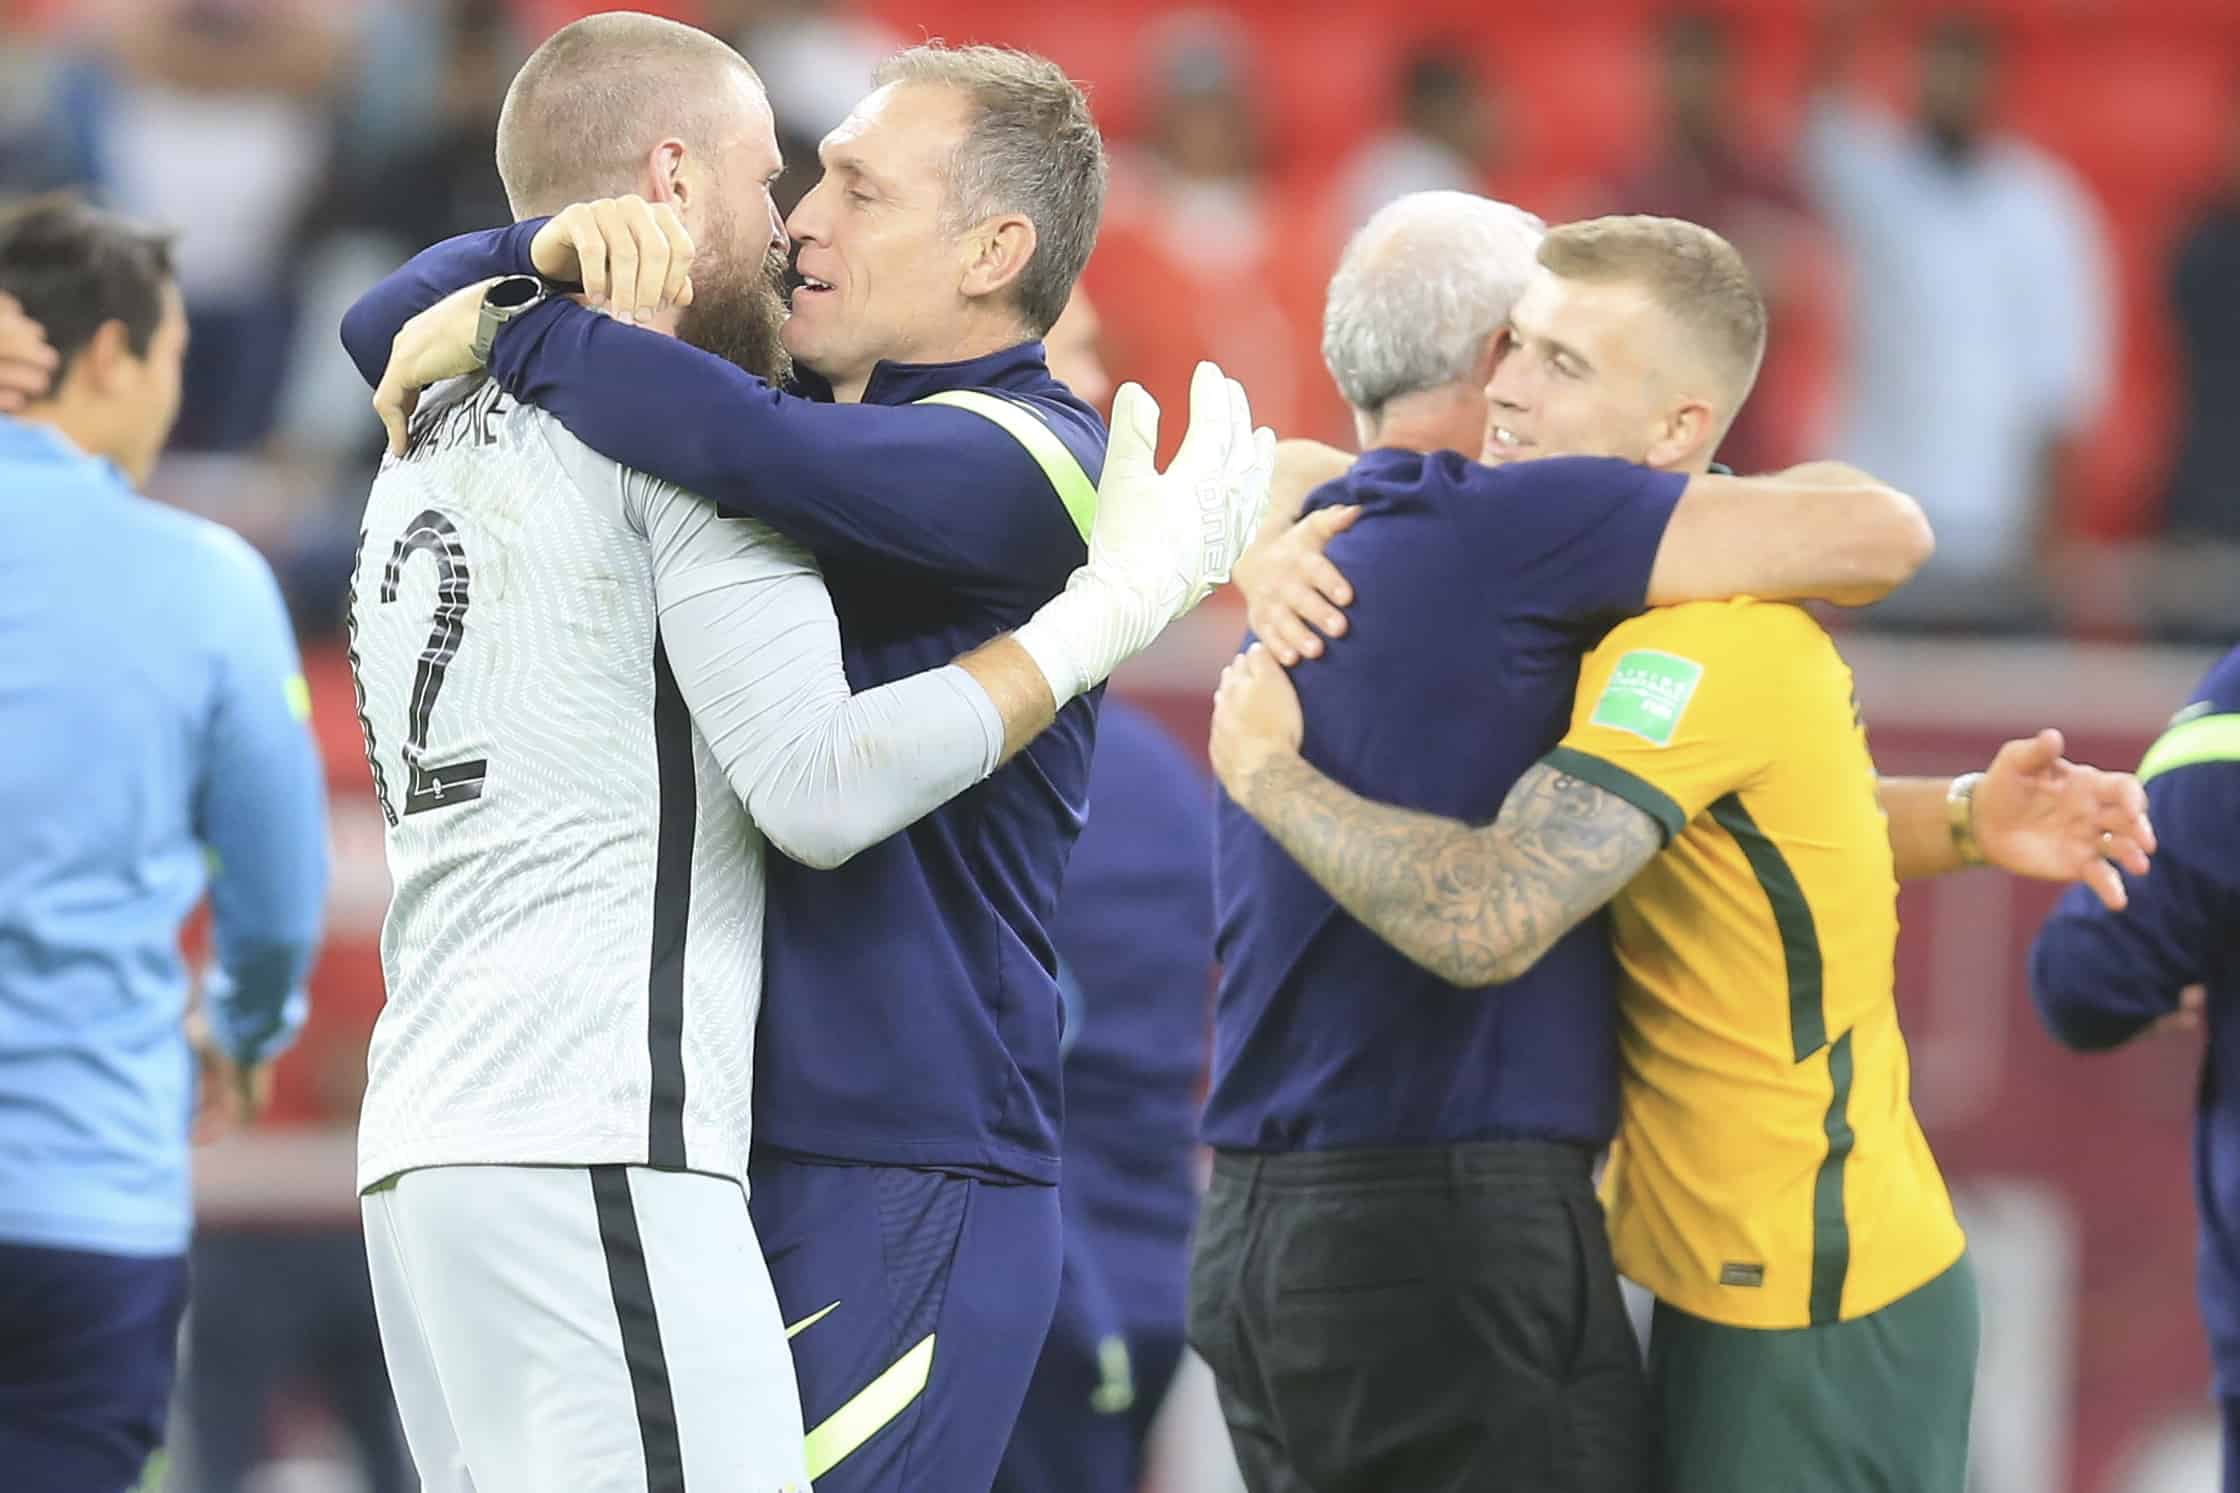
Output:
[1589, 649, 1702, 747]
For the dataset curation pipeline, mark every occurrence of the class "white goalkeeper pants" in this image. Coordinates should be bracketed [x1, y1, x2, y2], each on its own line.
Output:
[362, 1164, 809, 1493]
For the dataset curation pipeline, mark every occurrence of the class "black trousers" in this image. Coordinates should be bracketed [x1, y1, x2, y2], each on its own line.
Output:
[1186, 1141, 1651, 1493]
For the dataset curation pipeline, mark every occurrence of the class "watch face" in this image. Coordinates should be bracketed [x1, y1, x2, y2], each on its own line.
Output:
[488, 276, 543, 311]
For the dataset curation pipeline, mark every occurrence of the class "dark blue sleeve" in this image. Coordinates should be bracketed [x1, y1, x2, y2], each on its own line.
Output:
[338, 219, 553, 389]
[2029, 760, 2240, 1051]
[193, 539, 332, 1067]
[1465, 455, 1687, 626]
[486, 299, 1090, 600]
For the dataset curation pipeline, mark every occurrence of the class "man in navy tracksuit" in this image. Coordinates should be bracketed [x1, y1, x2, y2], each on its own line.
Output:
[2029, 644, 2240, 1489]
[994, 697, 1217, 1493]
[342, 35, 1116, 1490]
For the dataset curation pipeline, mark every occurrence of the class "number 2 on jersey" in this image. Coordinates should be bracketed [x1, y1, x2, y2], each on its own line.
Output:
[349, 509, 489, 824]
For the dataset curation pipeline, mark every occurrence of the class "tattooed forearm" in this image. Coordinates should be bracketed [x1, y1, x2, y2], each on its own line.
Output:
[1234, 757, 1665, 987]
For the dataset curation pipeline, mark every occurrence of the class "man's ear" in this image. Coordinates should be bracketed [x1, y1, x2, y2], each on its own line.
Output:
[960, 213, 1038, 303]
[75, 318, 133, 396]
[1646, 398, 1719, 471]
[646, 139, 689, 209]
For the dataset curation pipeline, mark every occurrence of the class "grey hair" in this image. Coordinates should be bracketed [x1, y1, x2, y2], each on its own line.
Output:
[873, 43, 1108, 336]
[1321, 191, 1546, 417]
[496, 13, 762, 220]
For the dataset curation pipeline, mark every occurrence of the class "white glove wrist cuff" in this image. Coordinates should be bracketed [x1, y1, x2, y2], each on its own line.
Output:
[1012, 588, 1096, 707]
[1015, 573, 1160, 708]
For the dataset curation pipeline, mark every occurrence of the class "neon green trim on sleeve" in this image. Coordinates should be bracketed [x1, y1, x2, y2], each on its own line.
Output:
[285, 673, 313, 724]
[917, 389, 1096, 542]
[2138, 712, 2240, 784]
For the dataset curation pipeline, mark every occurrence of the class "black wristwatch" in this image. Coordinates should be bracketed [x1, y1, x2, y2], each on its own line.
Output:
[472, 275, 548, 366]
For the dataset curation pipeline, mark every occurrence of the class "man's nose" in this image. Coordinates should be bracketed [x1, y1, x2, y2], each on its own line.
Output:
[784, 194, 821, 246]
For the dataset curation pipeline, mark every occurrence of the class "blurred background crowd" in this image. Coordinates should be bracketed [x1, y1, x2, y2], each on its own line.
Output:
[8, 0, 2240, 643]
[4, 0, 2235, 1489]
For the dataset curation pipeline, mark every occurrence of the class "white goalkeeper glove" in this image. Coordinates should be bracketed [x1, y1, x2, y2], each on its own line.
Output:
[1014, 361, 1277, 705]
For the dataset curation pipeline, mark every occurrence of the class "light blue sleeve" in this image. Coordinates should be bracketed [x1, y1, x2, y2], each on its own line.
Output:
[192, 533, 331, 1067]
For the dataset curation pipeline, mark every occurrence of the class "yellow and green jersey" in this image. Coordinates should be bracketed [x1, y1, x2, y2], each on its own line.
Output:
[1546, 600, 1965, 1329]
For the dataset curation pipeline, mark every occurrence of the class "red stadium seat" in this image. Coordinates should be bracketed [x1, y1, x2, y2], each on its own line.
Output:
[1252, 14, 1404, 174]
[1487, 18, 1660, 188]
[2071, 202, 2198, 538]
[1885, 0, 2240, 44]
[2005, 43, 2236, 199]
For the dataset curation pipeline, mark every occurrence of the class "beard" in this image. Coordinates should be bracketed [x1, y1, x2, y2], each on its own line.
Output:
[676, 203, 793, 384]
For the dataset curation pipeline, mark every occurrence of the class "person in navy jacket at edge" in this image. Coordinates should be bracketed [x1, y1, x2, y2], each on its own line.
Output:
[339, 26, 1138, 1491]
[2030, 643, 2240, 1491]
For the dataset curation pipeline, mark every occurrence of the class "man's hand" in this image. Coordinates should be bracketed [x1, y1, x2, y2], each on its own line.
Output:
[1973, 728, 2156, 911]
[1236, 504, 1359, 665]
[187, 1009, 275, 1144]
[2150, 983, 2207, 1038]
[1209, 643, 1305, 807]
[374, 278, 500, 455]
[0, 291, 59, 413]
[530, 196, 696, 322]
[1010, 361, 1275, 703]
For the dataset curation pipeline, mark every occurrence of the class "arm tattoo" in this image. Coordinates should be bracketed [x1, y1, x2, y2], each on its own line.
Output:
[1236, 757, 1665, 987]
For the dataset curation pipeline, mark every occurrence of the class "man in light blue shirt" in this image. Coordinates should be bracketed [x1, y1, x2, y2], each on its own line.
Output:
[0, 195, 329, 1493]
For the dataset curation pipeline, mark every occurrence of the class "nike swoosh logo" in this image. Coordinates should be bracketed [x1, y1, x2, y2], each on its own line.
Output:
[801, 1333, 936, 1481]
[784, 1300, 839, 1341]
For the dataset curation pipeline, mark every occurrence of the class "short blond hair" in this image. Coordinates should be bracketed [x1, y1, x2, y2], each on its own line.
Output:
[1538, 214, 1766, 409]
[495, 13, 763, 219]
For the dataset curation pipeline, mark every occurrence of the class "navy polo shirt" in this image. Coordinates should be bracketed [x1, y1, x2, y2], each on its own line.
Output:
[1205, 449, 1684, 1153]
